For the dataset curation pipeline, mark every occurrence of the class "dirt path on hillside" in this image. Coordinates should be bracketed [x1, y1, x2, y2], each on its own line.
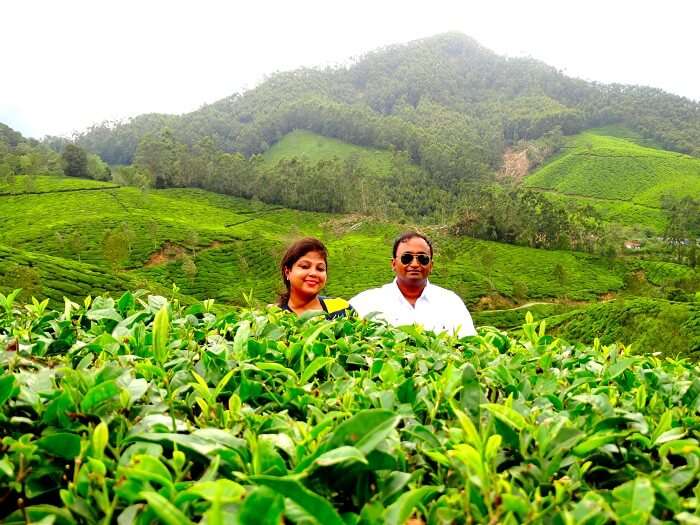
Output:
[481, 296, 616, 313]
[527, 187, 662, 210]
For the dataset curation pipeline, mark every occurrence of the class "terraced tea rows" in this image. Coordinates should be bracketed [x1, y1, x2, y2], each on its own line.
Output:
[1, 175, 626, 307]
[524, 131, 700, 207]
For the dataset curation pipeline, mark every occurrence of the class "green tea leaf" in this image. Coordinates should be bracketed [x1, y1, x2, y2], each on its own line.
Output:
[301, 356, 334, 384]
[384, 486, 440, 525]
[612, 478, 654, 520]
[481, 403, 527, 431]
[232, 321, 251, 357]
[257, 362, 298, 381]
[92, 421, 109, 458]
[140, 490, 193, 525]
[182, 479, 245, 503]
[249, 476, 345, 525]
[651, 410, 673, 443]
[682, 378, 700, 408]
[314, 446, 367, 467]
[2, 505, 76, 525]
[0, 374, 19, 406]
[326, 409, 400, 456]
[80, 380, 121, 414]
[573, 432, 624, 456]
[36, 433, 81, 460]
[451, 402, 481, 448]
[121, 455, 174, 491]
[239, 486, 284, 525]
[604, 358, 638, 380]
[152, 303, 170, 364]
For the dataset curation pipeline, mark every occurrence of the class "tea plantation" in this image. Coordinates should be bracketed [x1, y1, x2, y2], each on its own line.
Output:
[524, 131, 700, 206]
[523, 129, 700, 234]
[0, 175, 626, 307]
[2, 292, 700, 524]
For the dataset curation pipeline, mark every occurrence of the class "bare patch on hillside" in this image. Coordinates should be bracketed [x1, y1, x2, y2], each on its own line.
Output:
[321, 214, 369, 235]
[145, 243, 185, 267]
[477, 293, 516, 310]
[498, 148, 529, 182]
[144, 240, 226, 268]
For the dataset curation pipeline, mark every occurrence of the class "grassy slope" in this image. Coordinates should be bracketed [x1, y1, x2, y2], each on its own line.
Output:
[4, 174, 699, 356]
[1, 175, 624, 307]
[546, 298, 700, 359]
[541, 191, 666, 233]
[263, 129, 401, 177]
[0, 244, 136, 302]
[525, 131, 700, 204]
[0, 176, 117, 195]
[524, 129, 700, 233]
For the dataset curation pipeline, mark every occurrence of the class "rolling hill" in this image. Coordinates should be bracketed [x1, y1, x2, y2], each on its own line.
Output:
[1, 174, 626, 307]
[2, 173, 699, 355]
[262, 129, 400, 178]
[523, 128, 700, 233]
[525, 130, 700, 205]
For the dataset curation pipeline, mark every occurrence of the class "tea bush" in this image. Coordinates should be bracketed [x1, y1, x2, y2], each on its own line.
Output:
[1, 290, 700, 524]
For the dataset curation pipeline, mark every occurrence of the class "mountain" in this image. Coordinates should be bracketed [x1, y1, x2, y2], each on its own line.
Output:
[75, 32, 700, 184]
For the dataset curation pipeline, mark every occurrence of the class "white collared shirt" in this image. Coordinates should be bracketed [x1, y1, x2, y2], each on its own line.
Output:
[350, 279, 477, 337]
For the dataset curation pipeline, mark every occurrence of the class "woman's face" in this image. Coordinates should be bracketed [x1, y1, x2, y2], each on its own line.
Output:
[285, 250, 327, 299]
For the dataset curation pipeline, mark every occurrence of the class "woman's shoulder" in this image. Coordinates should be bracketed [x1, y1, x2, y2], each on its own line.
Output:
[319, 297, 355, 318]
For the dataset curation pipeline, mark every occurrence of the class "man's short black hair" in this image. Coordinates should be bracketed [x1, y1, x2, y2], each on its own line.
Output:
[392, 231, 433, 258]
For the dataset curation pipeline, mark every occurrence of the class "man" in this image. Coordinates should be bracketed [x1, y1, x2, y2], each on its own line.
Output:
[350, 232, 477, 337]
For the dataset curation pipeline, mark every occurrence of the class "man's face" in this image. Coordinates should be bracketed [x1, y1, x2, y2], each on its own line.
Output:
[392, 237, 433, 287]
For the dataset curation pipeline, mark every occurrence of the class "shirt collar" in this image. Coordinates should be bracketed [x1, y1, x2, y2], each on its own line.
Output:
[391, 278, 432, 303]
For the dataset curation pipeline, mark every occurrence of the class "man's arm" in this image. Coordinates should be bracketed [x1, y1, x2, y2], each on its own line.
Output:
[350, 288, 388, 321]
[449, 293, 477, 337]
[349, 290, 371, 318]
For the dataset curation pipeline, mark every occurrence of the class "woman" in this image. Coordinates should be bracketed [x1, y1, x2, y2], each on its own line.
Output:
[278, 237, 353, 319]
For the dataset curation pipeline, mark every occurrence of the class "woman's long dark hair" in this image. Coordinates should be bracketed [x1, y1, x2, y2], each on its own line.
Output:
[278, 237, 328, 307]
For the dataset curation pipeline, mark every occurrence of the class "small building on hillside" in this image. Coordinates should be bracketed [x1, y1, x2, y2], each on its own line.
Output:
[624, 240, 641, 251]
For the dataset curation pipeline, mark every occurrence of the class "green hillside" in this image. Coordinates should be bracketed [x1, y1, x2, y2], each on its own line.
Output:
[541, 191, 666, 232]
[547, 298, 700, 359]
[262, 129, 398, 177]
[1, 175, 626, 308]
[0, 175, 117, 195]
[0, 244, 135, 302]
[525, 131, 700, 206]
[76, 33, 700, 185]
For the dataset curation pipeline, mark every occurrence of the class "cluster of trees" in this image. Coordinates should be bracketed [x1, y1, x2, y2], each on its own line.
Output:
[124, 129, 457, 218]
[80, 127, 622, 257]
[662, 195, 700, 266]
[0, 124, 63, 185]
[0, 124, 110, 186]
[451, 184, 616, 255]
[61, 144, 111, 180]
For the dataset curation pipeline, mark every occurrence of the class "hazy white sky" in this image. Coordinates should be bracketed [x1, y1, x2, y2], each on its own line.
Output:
[2, 0, 698, 138]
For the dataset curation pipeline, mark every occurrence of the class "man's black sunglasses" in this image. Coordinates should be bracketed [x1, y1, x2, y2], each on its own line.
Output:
[399, 253, 431, 265]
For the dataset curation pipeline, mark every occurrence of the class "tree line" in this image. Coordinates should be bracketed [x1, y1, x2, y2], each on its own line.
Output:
[0, 127, 109, 187]
[662, 195, 700, 267]
[450, 184, 618, 255]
